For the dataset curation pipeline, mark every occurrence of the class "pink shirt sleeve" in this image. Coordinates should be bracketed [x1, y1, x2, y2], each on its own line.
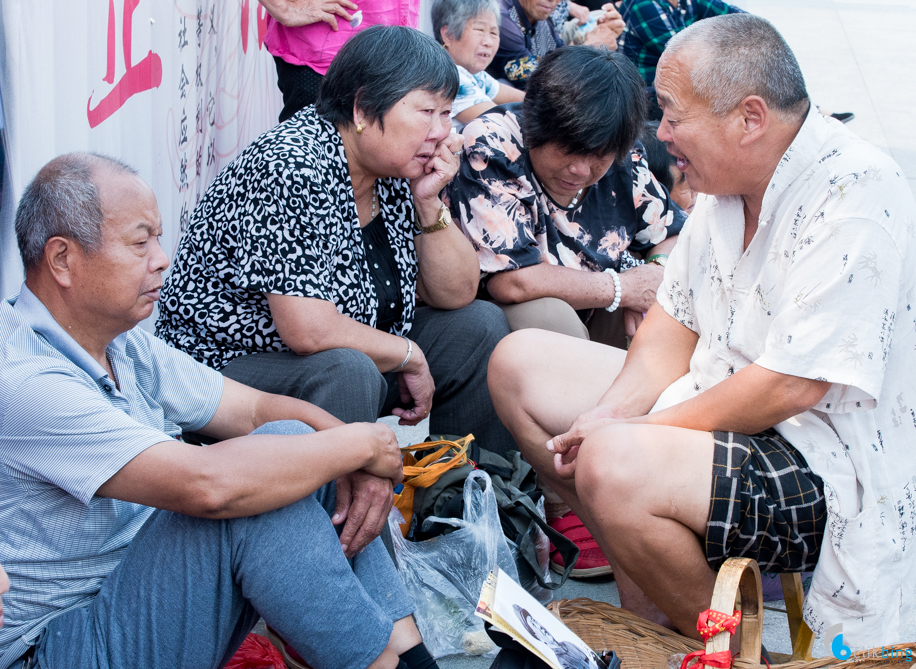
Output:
[264, 0, 419, 74]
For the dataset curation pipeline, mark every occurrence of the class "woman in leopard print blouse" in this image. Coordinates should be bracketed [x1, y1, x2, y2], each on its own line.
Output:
[158, 26, 517, 466]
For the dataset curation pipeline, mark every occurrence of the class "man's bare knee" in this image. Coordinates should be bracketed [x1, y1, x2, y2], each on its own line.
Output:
[488, 329, 551, 392]
[576, 425, 654, 521]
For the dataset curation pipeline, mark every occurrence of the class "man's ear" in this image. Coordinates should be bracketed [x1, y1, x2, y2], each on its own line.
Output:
[43, 236, 77, 289]
[738, 95, 769, 146]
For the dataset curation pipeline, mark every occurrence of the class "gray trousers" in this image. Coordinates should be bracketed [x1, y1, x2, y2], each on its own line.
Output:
[221, 300, 517, 455]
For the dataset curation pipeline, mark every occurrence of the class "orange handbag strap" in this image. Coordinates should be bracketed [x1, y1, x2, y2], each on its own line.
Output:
[393, 434, 474, 537]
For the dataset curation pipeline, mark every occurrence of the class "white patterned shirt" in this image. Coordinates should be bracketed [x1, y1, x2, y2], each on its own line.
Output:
[0, 285, 223, 667]
[655, 107, 916, 645]
[453, 65, 501, 119]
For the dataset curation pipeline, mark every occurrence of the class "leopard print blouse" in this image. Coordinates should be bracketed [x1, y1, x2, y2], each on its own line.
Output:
[156, 107, 418, 370]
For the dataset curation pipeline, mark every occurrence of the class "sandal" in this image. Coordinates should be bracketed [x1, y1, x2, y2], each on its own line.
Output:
[548, 510, 613, 578]
[265, 625, 312, 669]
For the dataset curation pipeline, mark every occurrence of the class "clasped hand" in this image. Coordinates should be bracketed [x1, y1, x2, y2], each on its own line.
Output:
[547, 404, 628, 479]
[332, 423, 403, 558]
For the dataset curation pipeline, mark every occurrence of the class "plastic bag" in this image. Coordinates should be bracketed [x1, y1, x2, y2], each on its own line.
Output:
[509, 495, 553, 604]
[388, 470, 520, 659]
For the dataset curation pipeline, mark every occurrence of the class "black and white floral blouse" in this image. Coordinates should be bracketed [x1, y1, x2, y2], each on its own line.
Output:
[444, 105, 685, 278]
[156, 107, 418, 370]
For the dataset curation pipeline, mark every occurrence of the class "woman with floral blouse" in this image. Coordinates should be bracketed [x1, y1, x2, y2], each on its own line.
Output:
[446, 46, 685, 350]
[446, 45, 685, 579]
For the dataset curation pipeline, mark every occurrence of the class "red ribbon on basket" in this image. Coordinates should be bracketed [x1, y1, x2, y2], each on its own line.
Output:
[680, 649, 733, 669]
[697, 608, 741, 642]
[678, 608, 743, 669]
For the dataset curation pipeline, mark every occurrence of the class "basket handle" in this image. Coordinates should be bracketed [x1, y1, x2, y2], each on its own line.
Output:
[707, 558, 763, 664]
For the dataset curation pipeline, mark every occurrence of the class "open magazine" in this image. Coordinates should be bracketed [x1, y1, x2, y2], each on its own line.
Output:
[475, 567, 611, 669]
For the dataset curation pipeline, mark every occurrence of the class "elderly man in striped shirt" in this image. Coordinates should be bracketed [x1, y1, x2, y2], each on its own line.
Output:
[0, 153, 439, 669]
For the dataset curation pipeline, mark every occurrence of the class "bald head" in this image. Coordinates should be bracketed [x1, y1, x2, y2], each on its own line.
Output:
[15, 152, 139, 272]
[663, 14, 809, 122]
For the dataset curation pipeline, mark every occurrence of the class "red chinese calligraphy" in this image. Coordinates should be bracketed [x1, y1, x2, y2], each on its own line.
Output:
[87, 0, 163, 128]
[257, 4, 269, 49]
[241, 0, 269, 53]
[241, 0, 250, 53]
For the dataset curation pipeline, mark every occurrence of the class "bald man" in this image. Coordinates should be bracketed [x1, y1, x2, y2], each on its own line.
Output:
[489, 14, 916, 648]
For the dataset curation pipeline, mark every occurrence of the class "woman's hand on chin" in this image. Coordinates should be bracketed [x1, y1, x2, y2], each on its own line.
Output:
[410, 133, 465, 209]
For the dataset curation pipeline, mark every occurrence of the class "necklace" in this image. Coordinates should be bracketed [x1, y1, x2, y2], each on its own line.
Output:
[569, 187, 584, 208]
[370, 181, 378, 220]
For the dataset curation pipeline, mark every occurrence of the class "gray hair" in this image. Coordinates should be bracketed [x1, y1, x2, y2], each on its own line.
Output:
[15, 152, 138, 272]
[665, 14, 809, 122]
[431, 0, 501, 44]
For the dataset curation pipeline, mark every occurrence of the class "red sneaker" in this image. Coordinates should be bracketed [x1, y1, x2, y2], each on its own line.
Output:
[548, 511, 613, 578]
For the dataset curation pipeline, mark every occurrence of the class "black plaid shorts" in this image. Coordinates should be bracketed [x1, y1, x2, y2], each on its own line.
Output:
[705, 429, 826, 573]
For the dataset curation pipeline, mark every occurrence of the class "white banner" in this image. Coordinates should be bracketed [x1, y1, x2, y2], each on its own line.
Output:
[0, 0, 282, 307]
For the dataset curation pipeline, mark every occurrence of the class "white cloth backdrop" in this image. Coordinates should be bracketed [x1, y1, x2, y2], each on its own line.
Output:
[0, 0, 283, 318]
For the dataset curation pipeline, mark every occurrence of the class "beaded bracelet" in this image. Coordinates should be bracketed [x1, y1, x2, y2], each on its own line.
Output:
[603, 268, 621, 313]
[392, 337, 413, 372]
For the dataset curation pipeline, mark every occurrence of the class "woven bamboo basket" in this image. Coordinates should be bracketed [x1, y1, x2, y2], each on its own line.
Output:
[548, 558, 916, 669]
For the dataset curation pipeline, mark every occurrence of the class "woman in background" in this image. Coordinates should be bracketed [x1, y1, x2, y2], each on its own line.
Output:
[432, 0, 525, 128]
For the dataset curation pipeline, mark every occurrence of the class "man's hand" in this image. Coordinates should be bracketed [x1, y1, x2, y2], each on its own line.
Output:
[332, 422, 402, 557]
[567, 1, 592, 24]
[355, 422, 404, 482]
[333, 470, 395, 558]
[258, 0, 357, 30]
[618, 262, 664, 312]
[392, 345, 435, 425]
[597, 3, 626, 36]
[547, 404, 624, 478]
[583, 5, 625, 49]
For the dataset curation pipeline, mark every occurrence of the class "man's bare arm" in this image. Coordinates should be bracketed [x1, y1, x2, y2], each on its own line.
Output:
[599, 303, 698, 416]
[96, 422, 402, 519]
[199, 377, 343, 440]
[547, 304, 697, 455]
[635, 363, 831, 435]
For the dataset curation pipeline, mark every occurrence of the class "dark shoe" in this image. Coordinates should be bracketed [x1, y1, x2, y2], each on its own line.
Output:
[831, 111, 855, 123]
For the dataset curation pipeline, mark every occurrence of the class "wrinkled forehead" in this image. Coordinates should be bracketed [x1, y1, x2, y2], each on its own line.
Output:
[98, 171, 161, 232]
[655, 49, 701, 112]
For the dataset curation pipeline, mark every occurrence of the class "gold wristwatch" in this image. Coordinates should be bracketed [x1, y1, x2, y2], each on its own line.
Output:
[415, 203, 452, 234]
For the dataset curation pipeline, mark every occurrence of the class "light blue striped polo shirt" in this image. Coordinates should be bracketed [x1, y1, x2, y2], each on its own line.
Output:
[0, 284, 223, 667]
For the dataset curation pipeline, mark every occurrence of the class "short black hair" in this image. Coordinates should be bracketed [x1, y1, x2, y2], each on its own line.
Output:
[639, 121, 675, 192]
[522, 47, 647, 160]
[317, 25, 459, 130]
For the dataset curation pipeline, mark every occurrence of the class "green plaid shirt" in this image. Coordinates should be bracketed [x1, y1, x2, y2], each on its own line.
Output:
[620, 0, 744, 90]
